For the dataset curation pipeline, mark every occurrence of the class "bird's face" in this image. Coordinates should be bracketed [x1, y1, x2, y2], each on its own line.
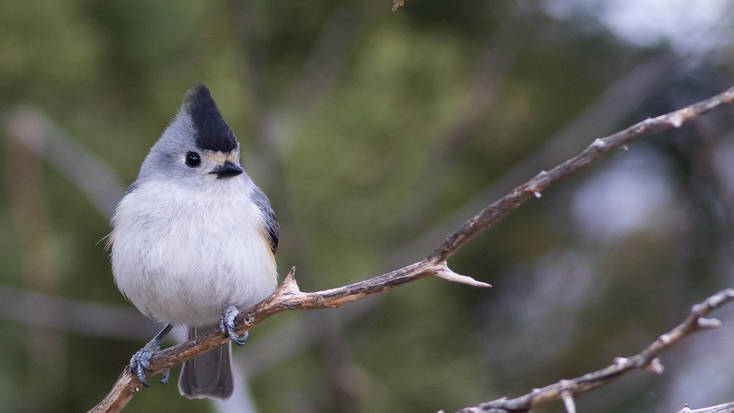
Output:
[173, 147, 244, 185]
[139, 84, 248, 188]
[186, 149, 243, 179]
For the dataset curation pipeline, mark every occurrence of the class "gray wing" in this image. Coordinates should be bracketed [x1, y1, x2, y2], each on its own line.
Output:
[251, 184, 279, 254]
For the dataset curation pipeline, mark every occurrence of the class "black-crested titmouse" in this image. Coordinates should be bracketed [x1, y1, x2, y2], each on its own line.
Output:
[108, 84, 279, 399]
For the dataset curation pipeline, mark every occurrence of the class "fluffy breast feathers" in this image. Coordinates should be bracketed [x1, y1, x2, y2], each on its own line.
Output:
[109, 177, 278, 327]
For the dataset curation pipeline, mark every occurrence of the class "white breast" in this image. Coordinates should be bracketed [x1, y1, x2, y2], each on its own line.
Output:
[110, 178, 277, 327]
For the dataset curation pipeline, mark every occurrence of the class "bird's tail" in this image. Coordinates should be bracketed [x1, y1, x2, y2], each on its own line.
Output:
[178, 326, 234, 400]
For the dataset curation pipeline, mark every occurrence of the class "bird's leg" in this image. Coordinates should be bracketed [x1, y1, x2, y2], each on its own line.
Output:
[129, 323, 173, 387]
[219, 305, 249, 345]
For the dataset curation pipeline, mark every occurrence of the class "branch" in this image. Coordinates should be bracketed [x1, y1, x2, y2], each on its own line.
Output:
[89, 85, 734, 413]
[429, 85, 734, 262]
[454, 288, 734, 413]
[679, 401, 734, 413]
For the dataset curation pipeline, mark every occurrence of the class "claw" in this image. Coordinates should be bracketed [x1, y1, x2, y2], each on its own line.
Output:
[232, 330, 249, 345]
[220, 305, 249, 345]
[129, 323, 172, 387]
[130, 345, 155, 387]
[159, 368, 171, 384]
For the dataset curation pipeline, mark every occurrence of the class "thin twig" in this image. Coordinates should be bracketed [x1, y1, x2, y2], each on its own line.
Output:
[561, 391, 576, 413]
[679, 401, 734, 413]
[454, 288, 734, 413]
[428, 86, 734, 262]
[89, 85, 734, 413]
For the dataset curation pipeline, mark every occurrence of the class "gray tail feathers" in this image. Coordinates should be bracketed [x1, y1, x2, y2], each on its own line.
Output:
[178, 326, 234, 400]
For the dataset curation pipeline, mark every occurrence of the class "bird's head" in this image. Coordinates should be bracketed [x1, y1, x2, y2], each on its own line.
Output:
[139, 84, 246, 187]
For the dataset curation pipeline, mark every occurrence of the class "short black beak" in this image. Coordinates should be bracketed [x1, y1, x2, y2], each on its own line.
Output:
[212, 161, 243, 179]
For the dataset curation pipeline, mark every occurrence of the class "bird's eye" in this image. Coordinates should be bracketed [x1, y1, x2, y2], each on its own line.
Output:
[185, 152, 201, 167]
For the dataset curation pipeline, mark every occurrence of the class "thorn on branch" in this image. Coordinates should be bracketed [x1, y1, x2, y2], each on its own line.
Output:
[696, 317, 721, 330]
[433, 265, 491, 288]
[561, 391, 576, 413]
[670, 114, 684, 128]
[592, 138, 607, 149]
[528, 170, 548, 199]
[645, 358, 664, 375]
[669, 107, 694, 128]
[534, 170, 549, 181]
[279, 266, 301, 295]
[613, 357, 629, 367]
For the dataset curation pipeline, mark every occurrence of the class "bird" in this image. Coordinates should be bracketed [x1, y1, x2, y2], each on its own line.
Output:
[108, 83, 279, 399]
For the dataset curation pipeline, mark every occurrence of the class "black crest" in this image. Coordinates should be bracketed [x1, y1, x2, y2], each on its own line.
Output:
[185, 84, 238, 152]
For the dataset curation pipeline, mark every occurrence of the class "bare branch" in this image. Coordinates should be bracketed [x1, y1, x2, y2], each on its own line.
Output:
[89, 86, 734, 413]
[679, 401, 734, 413]
[455, 288, 734, 413]
[428, 86, 734, 262]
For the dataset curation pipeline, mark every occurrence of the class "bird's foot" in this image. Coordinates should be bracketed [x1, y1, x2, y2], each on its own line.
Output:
[219, 305, 249, 345]
[129, 323, 172, 387]
[159, 368, 171, 384]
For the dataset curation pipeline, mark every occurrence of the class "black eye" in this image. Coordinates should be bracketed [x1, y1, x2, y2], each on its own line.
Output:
[185, 152, 201, 167]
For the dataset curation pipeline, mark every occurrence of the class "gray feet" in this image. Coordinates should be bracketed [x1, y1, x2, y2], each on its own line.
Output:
[159, 368, 170, 384]
[130, 323, 172, 387]
[219, 305, 249, 345]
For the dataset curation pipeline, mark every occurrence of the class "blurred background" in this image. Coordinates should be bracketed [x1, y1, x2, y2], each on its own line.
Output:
[2, 0, 734, 412]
